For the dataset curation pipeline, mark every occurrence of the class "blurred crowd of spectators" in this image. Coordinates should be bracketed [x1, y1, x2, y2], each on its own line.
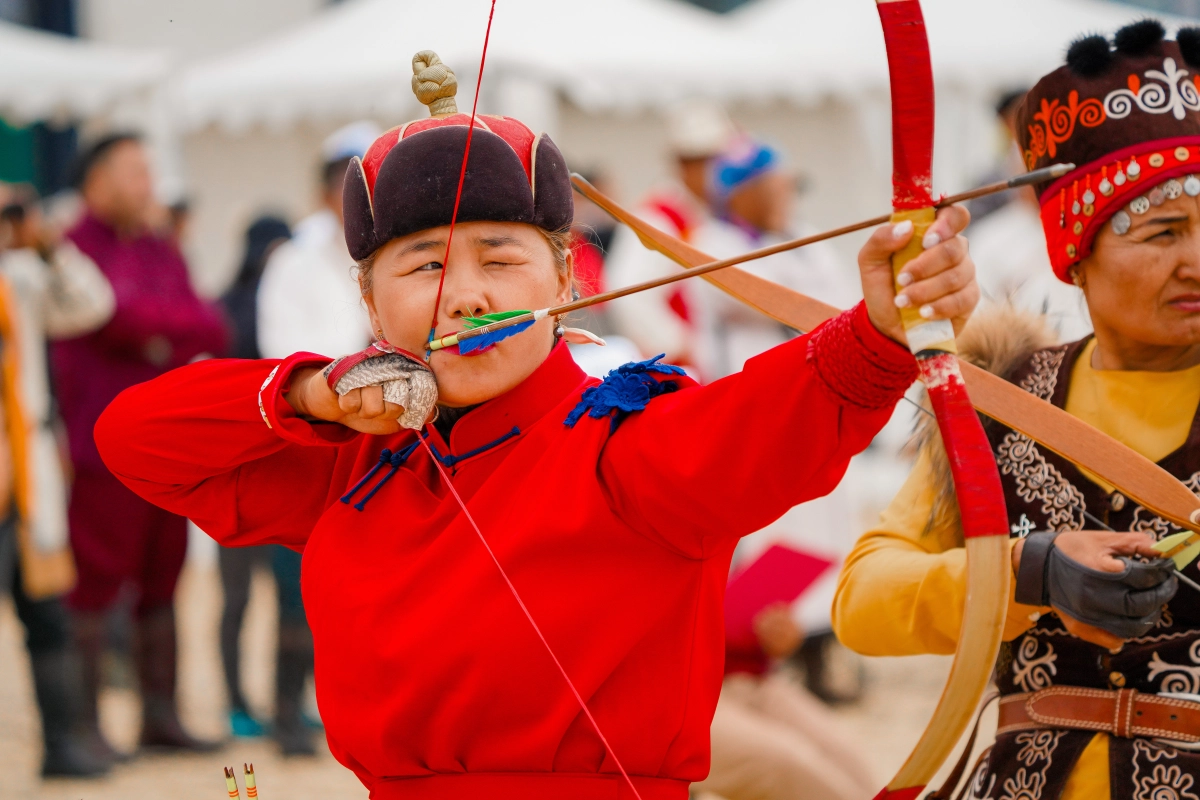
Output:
[1, 94, 1058, 800]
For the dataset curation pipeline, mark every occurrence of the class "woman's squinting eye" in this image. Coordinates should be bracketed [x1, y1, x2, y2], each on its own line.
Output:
[1139, 226, 1178, 243]
[415, 260, 443, 272]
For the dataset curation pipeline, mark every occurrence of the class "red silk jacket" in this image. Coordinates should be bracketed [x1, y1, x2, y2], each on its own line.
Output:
[95, 303, 914, 800]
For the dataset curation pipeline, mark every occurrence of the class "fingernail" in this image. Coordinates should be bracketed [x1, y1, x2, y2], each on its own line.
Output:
[892, 220, 913, 239]
[896, 272, 913, 287]
[922, 230, 942, 250]
[894, 294, 911, 308]
[919, 304, 935, 319]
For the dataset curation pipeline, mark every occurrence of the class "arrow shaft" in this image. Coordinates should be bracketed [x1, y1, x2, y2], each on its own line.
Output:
[431, 167, 1072, 351]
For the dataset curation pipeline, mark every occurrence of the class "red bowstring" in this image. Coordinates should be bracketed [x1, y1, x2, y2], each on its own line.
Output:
[426, 0, 497, 358]
[416, 436, 644, 800]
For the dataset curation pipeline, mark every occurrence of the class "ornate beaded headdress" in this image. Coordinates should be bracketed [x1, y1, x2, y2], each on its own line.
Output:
[1017, 21, 1200, 281]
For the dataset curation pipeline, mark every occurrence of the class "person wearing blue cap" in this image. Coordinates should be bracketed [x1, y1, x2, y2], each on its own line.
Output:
[256, 121, 380, 362]
[690, 135, 860, 382]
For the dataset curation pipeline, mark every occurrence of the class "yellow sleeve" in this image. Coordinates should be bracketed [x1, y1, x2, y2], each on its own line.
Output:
[832, 449, 1045, 656]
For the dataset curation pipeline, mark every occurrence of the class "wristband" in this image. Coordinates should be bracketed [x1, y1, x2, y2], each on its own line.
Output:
[1015, 531, 1059, 606]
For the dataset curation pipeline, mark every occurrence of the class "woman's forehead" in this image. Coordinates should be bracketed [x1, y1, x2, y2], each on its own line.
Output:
[375, 222, 551, 266]
[1129, 191, 1199, 226]
[392, 220, 540, 249]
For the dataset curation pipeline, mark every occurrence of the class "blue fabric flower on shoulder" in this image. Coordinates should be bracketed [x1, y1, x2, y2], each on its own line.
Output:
[564, 355, 686, 432]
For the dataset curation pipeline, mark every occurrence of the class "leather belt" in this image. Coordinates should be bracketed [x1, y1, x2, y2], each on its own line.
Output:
[998, 688, 1200, 742]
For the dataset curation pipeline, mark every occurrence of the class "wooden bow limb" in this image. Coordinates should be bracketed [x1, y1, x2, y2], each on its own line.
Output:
[872, 1, 1010, 792]
[571, 180, 1200, 535]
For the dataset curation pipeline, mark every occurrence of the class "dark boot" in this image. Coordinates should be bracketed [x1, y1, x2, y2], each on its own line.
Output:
[31, 649, 111, 777]
[71, 611, 125, 764]
[274, 622, 315, 756]
[134, 606, 222, 752]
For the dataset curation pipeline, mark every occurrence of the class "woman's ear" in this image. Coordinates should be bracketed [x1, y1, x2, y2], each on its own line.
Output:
[558, 247, 575, 304]
[1070, 263, 1087, 291]
[363, 291, 383, 340]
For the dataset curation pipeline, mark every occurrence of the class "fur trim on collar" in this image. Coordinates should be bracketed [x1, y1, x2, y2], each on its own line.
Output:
[915, 306, 1059, 544]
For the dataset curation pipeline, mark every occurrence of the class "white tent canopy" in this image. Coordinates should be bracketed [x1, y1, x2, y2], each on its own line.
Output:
[0, 20, 167, 124]
[176, 0, 1192, 132]
[176, 0, 790, 131]
[728, 0, 1191, 102]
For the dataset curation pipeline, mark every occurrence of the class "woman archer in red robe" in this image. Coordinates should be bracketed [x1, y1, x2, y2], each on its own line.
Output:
[94, 52, 979, 799]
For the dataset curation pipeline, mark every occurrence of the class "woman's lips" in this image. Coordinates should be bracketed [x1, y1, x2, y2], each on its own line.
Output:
[1169, 293, 1200, 313]
[430, 333, 496, 357]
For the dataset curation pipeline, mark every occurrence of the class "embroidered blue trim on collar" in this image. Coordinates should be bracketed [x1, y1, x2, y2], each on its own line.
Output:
[564, 355, 685, 433]
[423, 426, 520, 469]
[341, 426, 521, 511]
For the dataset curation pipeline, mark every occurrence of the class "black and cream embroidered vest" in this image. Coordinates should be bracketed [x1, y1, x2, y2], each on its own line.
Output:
[965, 338, 1200, 800]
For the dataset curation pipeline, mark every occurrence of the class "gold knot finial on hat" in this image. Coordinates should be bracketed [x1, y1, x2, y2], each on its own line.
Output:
[412, 51, 459, 117]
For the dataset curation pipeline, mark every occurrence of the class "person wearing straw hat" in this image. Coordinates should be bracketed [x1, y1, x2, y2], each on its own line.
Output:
[92, 51, 977, 798]
[833, 21, 1200, 800]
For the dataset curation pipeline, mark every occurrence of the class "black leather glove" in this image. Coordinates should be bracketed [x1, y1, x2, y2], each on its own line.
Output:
[1015, 531, 1179, 640]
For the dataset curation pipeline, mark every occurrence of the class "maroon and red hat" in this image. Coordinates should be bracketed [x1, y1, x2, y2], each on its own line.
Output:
[343, 51, 574, 261]
[1017, 20, 1200, 282]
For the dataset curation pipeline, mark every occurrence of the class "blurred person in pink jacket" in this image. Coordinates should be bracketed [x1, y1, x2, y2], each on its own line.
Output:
[51, 133, 228, 758]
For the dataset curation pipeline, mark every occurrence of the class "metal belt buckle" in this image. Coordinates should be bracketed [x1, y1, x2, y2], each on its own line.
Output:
[1155, 692, 1200, 750]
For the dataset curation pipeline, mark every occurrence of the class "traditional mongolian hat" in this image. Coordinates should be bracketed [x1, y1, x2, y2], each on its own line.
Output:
[1018, 20, 1200, 282]
[342, 51, 574, 261]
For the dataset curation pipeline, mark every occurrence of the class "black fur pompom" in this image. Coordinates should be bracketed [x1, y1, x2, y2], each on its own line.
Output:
[1066, 34, 1114, 77]
[1114, 19, 1166, 55]
[1179, 27, 1200, 68]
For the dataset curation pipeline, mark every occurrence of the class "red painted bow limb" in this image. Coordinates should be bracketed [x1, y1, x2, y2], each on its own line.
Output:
[873, 2, 1011, 797]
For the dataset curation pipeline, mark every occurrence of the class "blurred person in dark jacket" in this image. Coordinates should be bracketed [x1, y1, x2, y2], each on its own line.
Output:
[0, 184, 115, 777]
[52, 133, 228, 757]
[217, 215, 308, 748]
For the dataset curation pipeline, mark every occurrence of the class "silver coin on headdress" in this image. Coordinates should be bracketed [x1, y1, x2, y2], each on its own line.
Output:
[1099, 178, 1114, 196]
[1082, 189, 1096, 205]
[1164, 179, 1184, 200]
[1128, 160, 1142, 178]
[1111, 210, 1132, 235]
[1186, 175, 1200, 196]
[1072, 200, 1082, 215]
[1114, 170, 1127, 186]
[1130, 196, 1151, 214]
[1149, 187, 1166, 206]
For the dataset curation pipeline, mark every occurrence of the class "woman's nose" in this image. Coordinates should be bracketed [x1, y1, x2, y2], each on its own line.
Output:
[440, 269, 488, 319]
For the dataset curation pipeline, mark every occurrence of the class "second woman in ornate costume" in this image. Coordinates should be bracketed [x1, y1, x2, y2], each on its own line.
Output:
[835, 21, 1200, 800]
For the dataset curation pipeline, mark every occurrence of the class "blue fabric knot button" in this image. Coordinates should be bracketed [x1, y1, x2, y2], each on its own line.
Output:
[565, 355, 685, 432]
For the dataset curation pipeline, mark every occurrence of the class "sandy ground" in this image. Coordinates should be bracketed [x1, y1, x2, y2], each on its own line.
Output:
[0, 563, 994, 800]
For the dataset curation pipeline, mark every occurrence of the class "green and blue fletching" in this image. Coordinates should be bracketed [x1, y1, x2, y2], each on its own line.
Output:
[458, 310, 534, 355]
[463, 310, 532, 328]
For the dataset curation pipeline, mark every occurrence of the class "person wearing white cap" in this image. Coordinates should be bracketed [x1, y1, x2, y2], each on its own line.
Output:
[604, 100, 736, 368]
[256, 121, 381, 360]
[251, 121, 379, 755]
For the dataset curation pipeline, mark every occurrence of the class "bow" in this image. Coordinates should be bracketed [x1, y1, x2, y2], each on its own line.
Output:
[869, 3, 1011, 795]
[569, 180, 1200, 537]
[571, 6, 1200, 796]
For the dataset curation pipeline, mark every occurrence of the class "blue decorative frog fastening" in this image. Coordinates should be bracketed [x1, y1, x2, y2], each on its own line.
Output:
[564, 355, 686, 432]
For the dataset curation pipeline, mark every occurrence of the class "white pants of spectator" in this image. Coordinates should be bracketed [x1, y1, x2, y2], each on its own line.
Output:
[692, 673, 876, 800]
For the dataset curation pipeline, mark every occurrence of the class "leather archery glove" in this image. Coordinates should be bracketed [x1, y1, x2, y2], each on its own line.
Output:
[1016, 531, 1178, 640]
